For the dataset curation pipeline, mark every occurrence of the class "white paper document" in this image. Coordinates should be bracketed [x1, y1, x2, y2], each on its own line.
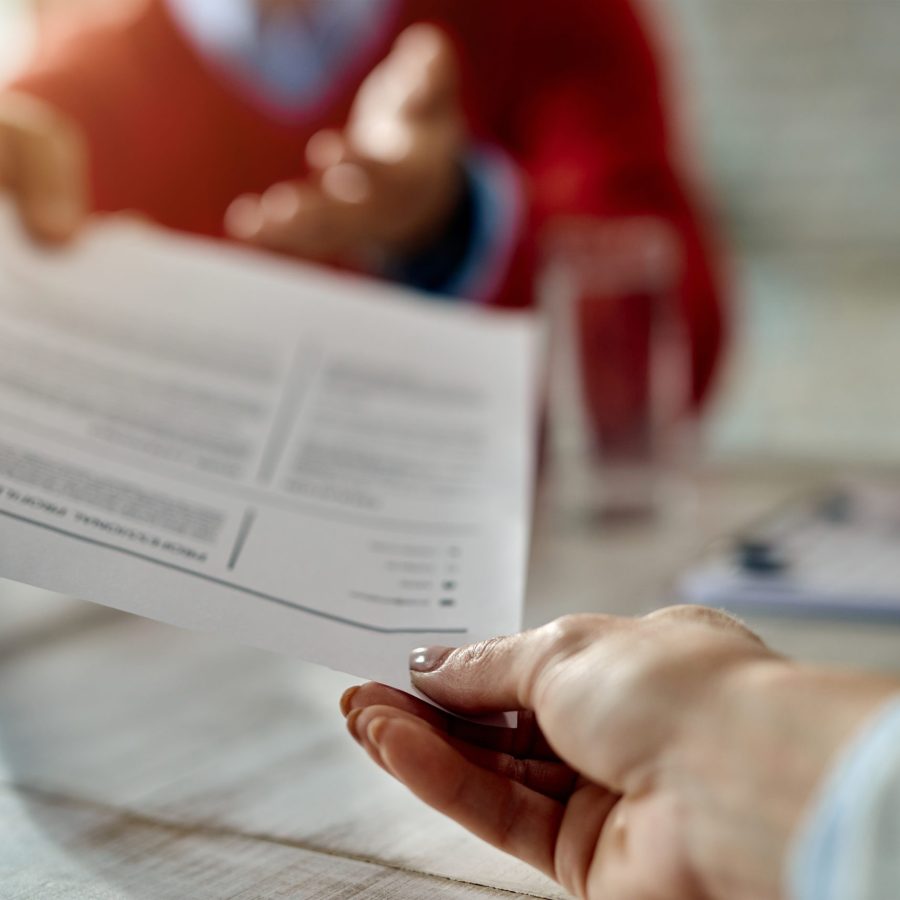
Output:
[0, 212, 539, 691]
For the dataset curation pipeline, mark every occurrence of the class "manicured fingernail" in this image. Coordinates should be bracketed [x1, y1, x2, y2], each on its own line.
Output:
[339, 686, 359, 717]
[409, 646, 452, 673]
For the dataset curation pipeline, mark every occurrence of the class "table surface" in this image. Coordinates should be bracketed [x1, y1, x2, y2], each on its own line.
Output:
[3, 461, 900, 899]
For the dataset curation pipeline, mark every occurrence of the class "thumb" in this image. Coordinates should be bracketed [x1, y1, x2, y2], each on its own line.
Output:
[347, 23, 459, 163]
[392, 23, 460, 117]
[409, 626, 563, 715]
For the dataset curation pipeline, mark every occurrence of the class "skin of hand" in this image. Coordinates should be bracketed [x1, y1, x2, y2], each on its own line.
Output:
[224, 22, 465, 266]
[0, 90, 88, 243]
[340, 606, 900, 900]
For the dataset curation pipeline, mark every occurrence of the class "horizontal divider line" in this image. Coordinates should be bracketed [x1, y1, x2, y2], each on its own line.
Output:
[0, 508, 468, 636]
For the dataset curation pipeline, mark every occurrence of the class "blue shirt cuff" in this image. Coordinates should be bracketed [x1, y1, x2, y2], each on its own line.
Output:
[788, 696, 900, 900]
[387, 146, 525, 302]
[442, 146, 525, 302]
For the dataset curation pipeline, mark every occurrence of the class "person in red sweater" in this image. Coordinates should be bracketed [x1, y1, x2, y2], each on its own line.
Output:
[0, 0, 725, 406]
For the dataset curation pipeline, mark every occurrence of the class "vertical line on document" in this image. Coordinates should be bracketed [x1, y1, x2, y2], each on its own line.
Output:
[257, 342, 320, 486]
[228, 508, 256, 571]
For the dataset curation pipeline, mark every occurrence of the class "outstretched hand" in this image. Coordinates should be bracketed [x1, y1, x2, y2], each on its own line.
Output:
[225, 23, 464, 267]
[341, 607, 897, 900]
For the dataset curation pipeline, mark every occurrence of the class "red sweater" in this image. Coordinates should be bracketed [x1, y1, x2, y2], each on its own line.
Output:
[14, 0, 726, 405]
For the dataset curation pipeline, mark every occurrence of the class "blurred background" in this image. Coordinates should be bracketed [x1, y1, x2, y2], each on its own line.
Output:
[647, 0, 900, 466]
[2, 0, 899, 465]
[1, 8, 899, 894]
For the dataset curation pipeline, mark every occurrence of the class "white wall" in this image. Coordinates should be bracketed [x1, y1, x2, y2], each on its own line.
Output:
[645, 0, 900, 259]
[638, 0, 900, 462]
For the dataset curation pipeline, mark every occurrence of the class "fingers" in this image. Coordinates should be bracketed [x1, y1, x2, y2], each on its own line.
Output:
[342, 682, 559, 760]
[0, 92, 87, 243]
[556, 783, 623, 899]
[456, 739, 577, 802]
[305, 128, 349, 172]
[305, 129, 377, 205]
[224, 178, 374, 261]
[348, 709, 565, 878]
[225, 120, 385, 259]
[347, 703, 577, 801]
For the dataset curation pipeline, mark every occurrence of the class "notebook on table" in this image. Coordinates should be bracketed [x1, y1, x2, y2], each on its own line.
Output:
[680, 482, 900, 620]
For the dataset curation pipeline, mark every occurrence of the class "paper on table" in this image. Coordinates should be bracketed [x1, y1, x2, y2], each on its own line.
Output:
[0, 210, 539, 693]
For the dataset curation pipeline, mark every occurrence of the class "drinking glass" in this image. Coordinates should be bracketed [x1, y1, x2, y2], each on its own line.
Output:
[539, 215, 695, 521]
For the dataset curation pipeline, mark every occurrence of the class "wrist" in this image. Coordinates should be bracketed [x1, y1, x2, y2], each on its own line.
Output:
[683, 659, 900, 900]
[380, 161, 471, 293]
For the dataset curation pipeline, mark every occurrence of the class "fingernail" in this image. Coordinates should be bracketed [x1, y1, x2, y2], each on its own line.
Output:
[409, 645, 452, 673]
[339, 686, 359, 717]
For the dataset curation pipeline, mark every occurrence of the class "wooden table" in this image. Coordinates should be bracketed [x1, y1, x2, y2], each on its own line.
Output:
[3, 462, 900, 899]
